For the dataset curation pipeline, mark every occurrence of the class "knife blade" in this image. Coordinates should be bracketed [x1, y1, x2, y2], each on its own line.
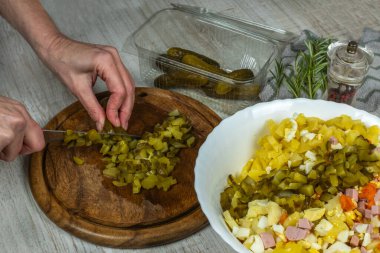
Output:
[43, 129, 140, 143]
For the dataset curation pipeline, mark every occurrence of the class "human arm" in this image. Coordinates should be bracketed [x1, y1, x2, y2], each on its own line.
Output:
[0, 0, 135, 130]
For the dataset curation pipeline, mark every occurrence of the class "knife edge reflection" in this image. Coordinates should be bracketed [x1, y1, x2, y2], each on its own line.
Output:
[42, 129, 140, 143]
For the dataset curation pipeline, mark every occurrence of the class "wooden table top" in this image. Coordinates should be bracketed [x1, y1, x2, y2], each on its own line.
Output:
[1, 0, 380, 252]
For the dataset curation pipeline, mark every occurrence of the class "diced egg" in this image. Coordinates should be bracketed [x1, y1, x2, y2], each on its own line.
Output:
[305, 233, 318, 244]
[305, 151, 317, 161]
[337, 230, 350, 242]
[250, 235, 265, 253]
[272, 224, 284, 234]
[257, 216, 268, 229]
[331, 143, 343, 150]
[315, 219, 333, 236]
[300, 161, 315, 174]
[362, 232, 371, 247]
[265, 166, 272, 174]
[301, 130, 316, 141]
[311, 242, 322, 250]
[325, 241, 352, 253]
[355, 224, 368, 234]
[233, 227, 251, 240]
[284, 119, 298, 142]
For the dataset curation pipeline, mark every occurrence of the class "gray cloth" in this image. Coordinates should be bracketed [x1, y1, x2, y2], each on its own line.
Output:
[356, 28, 380, 116]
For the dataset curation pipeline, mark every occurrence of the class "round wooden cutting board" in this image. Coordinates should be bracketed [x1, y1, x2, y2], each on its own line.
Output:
[29, 88, 221, 248]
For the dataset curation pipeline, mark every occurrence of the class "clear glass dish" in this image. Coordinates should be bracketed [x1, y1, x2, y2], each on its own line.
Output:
[127, 4, 297, 116]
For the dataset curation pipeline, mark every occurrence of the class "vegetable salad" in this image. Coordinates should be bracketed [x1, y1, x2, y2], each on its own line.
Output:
[221, 114, 380, 252]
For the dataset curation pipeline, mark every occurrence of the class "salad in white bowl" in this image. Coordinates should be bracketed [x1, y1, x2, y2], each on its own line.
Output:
[195, 99, 380, 253]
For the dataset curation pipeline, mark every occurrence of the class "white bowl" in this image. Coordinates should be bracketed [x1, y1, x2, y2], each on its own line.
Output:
[194, 98, 380, 253]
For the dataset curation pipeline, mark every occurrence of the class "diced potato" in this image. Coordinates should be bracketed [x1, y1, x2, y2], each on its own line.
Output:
[303, 208, 325, 222]
[267, 202, 283, 226]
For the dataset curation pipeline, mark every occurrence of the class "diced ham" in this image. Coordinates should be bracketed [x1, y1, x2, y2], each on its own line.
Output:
[365, 209, 373, 219]
[375, 190, 380, 202]
[371, 233, 380, 239]
[372, 205, 380, 215]
[259, 232, 276, 249]
[297, 218, 313, 230]
[345, 188, 359, 202]
[329, 136, 338, 145]
[358, 200, 366, 214]
[350, 235, 360, 247]
[285, 226, 308, 241]
[367, 224, 373, 233]
[361, 246, 368, 253]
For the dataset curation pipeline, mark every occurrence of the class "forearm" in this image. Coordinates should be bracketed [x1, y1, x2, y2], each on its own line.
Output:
[0, 0, 61, 57]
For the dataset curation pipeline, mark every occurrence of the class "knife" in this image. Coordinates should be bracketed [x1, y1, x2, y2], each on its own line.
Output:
[43, 129, 140, 143]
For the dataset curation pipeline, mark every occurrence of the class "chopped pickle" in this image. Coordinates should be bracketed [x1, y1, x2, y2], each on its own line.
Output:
[64, 110, 195, 193]
[73, 156, 84, 165]
[220, 114, 380, 218]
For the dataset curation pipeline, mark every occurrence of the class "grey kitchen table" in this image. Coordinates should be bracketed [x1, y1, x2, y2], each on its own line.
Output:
[1, 0, 380, 252]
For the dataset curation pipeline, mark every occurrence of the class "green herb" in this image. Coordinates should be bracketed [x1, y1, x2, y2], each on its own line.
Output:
[270, 59, 286, 96]
[271, 38, 334, 99]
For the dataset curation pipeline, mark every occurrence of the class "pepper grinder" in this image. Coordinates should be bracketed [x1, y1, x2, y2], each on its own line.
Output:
[326, 41, 373, 105]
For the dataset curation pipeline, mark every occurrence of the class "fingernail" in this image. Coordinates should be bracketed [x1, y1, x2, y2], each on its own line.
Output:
[96, 119, 105, 131]
[114, 119, 121, 128]
[122, 122, 128, 130]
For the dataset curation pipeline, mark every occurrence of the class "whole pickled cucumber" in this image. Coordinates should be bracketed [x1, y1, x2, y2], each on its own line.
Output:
[154, 71, 209, 88]
[167, 47, 220, 68]
[155, 54, 179, 73]
[228, 69, 255, 81]
[182, 54, 227, 75]
[202, 82, 260, 100]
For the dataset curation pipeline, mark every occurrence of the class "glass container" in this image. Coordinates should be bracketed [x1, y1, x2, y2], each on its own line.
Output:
[327, 41, 374, 105]
[126, 4, 297, 116]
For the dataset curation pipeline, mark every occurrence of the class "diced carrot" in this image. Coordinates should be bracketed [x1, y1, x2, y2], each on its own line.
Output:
[340, 194, 356, 211]
[359, 182, 377, 208]
[279, 212, 288, 225]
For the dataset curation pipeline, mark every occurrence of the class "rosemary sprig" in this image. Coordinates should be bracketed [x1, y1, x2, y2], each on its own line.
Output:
[270, 59, 286, 96]
[272, 37, 334, 99]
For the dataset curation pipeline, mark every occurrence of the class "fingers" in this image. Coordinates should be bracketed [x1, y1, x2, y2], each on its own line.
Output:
[102, 46, 135, 130]
[74, 78, 107, 130]
[119, 72, 135, 130]
[0, 97, 45, 161]
[44, 38, 135, 131]
[95, 55, 125, 128]
[0, 133, 24, 161]
[20, 120, 45, 155]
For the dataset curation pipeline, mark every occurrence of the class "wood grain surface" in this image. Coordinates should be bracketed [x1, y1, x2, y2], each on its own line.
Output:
[29, 88, 220, 248]
[1, 0, 380, 252]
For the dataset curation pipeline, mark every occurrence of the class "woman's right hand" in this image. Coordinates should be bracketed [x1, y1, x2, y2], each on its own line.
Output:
[0, 96, 45, 161]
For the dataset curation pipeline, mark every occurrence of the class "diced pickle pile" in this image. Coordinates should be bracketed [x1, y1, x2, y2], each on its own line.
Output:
[64, 110, 195, 193]
[221, 114, 380, 218]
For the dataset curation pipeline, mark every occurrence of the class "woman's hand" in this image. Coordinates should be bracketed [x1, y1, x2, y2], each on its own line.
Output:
[0, 96, 45, 161]
[39, 35, 135, 131]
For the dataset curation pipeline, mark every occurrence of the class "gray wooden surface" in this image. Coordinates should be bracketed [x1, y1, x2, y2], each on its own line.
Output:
[1, 0, 380, 252]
